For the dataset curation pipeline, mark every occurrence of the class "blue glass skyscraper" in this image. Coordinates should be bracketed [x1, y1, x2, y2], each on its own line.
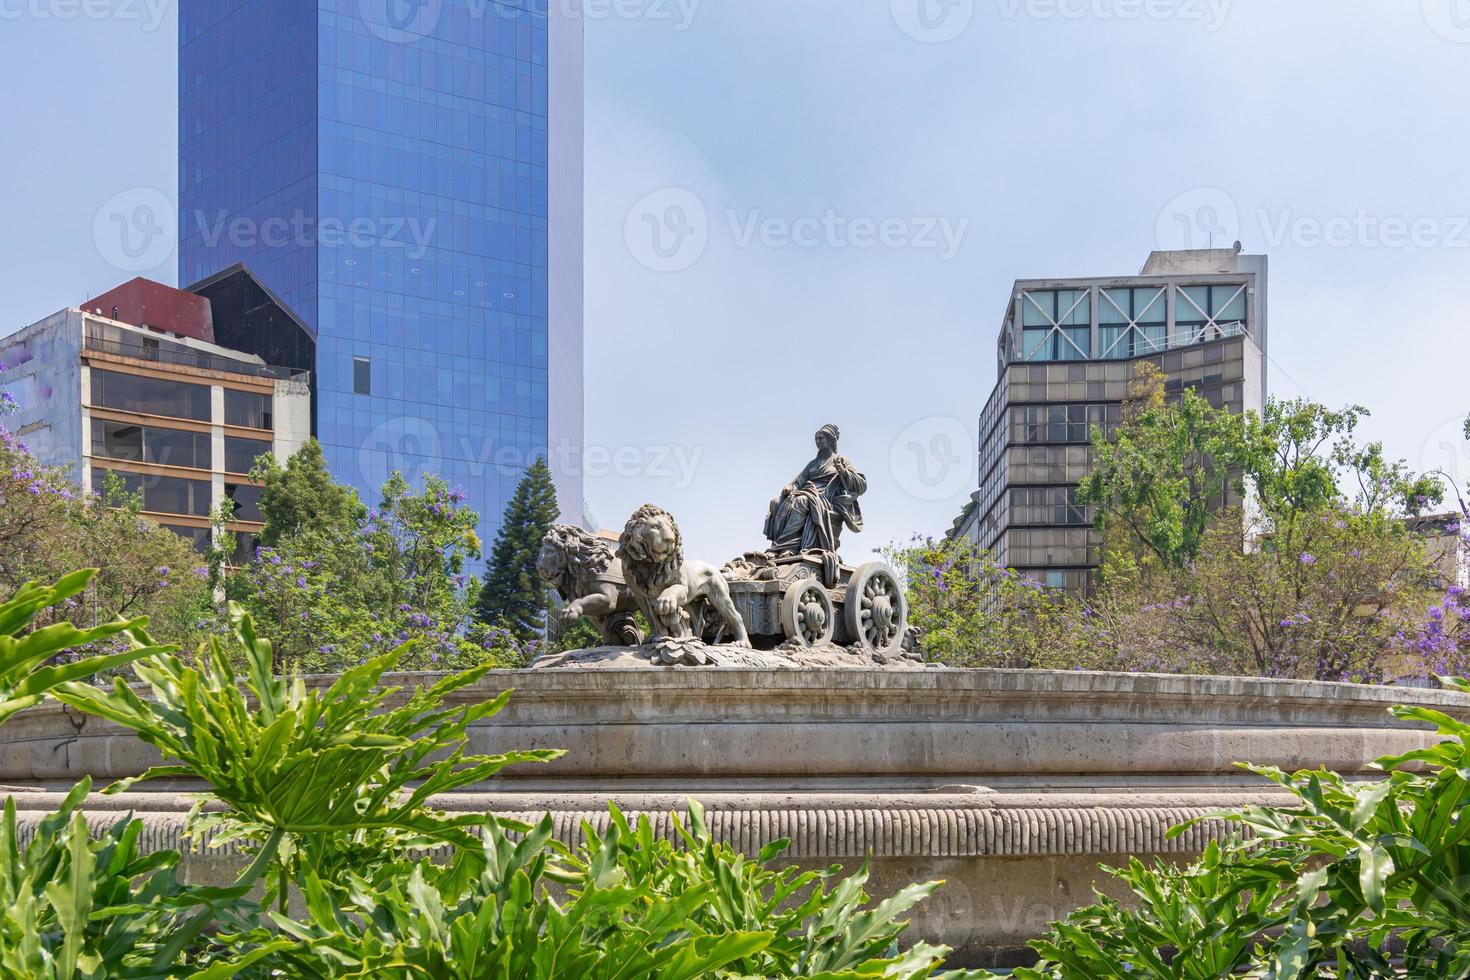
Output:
[179, 0, 584, 550]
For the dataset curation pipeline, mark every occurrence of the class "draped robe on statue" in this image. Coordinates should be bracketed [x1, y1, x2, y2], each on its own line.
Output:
[763, 453, 867, 555]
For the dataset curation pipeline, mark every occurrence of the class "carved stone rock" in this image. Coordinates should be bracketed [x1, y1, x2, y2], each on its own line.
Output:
[528, 638, 934, 671]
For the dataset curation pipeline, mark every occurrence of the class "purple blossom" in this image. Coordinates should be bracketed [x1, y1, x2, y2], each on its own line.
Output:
[296, 576, 307, 588]
[1299, 553, 1317, 566]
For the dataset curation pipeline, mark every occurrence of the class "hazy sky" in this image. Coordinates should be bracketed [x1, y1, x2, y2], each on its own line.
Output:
[3, 1, 1469, 566]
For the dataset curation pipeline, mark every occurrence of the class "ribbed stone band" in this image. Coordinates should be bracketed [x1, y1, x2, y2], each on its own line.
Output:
[6, 801, 1239, 861]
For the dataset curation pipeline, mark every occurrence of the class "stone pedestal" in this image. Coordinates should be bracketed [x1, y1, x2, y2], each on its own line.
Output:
[4, 668, 1466, 967]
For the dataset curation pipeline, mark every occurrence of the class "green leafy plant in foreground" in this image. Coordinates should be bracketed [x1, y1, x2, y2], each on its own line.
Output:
[0, 778, 243, 979]
[1010, 678, 1470, 979]
[0, 571, 226, 976]
[0, 581, 974, 976]
[0, 569, 168, 724]
[54, 602, 561, 925]
[202, 800, 980, 979]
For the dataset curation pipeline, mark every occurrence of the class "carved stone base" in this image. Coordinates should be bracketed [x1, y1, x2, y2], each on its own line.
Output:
[528, 639, 934, 671]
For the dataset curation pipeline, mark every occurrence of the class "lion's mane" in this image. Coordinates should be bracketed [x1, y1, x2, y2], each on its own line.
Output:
[538, 524, 615, 602]
[617, 503, 684, 598]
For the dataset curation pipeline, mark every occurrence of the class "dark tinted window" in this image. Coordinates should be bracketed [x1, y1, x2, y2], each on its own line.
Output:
[224, 482, 264, 522]
[224, 437, 272, 475]
[92, 420, 211, 470]
[354, 356, 371, 395]
[230, 530, 259, 566]
[91, 369, 210, 421]
[93, 467, 210, 517]
[224, 388, 273, 430]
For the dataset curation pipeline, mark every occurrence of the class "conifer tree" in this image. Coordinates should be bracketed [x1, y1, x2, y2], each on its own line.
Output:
[476, 457, 561, 640]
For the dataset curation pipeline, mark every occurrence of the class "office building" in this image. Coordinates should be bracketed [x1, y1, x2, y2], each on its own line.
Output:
[178, 0, 585, 556]
[0, 278, 312, 563]
[951, 248, 1269, 592]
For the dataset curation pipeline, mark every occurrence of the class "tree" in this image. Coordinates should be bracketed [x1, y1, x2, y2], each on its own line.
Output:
[0, 384, 211, 657]
[1079, 385, 1250, 571]
[883, 536, 1093, 670]
[252, 438, 364, 548]
[1085, 400, 1446, 682]
[477, 457, 561, 641]
[229, 444, 493, 673]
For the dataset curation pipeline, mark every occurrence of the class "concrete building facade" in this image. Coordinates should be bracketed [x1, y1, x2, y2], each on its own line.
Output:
[0, 292, 311, 563]
[952, 248, 1269, 592]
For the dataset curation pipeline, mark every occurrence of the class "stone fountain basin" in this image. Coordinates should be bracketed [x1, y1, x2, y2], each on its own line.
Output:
[4, 668, 1465, 967]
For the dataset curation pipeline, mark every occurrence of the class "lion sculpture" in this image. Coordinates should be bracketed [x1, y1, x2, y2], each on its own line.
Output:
[536, 525, 643, 647]
[617, 504, 749, 645]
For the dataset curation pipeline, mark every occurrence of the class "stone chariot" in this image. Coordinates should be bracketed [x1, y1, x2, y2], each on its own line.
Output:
[719, 553, 907, 658]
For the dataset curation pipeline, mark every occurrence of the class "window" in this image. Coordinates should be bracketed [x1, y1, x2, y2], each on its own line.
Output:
[1099, 287, 1167, 359]
[224, 437, 272, 475]
[1019, 290, 1091, 362]
[1010, 404, 1119, 445]
[90, 369, 209, 421]
[1176, 283, 1248, 344]
[354, 356, 372, 395]
[230, 530, 259, 567]
[92, 468, 210, 516]
[224, 389, 273, 430]
[91, 420, 212, 470]
[225, 482, 264, 523]
[1008, 488, 1091, 527]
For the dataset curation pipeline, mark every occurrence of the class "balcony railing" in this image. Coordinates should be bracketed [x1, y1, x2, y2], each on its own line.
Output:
[83, 320, 307, 382]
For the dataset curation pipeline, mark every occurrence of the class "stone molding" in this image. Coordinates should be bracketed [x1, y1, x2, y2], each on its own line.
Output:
[7, 799, 1241, 861]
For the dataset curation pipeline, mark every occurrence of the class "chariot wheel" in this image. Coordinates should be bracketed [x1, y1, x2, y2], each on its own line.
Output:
[780, 578, 835, 648]
[843, 562, 907, 659]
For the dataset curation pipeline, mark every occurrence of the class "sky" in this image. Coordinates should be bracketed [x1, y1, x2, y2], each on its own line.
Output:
[2, 1, 1469, 568]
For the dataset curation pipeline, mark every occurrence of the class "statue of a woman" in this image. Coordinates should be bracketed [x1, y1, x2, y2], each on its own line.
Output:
[763, 424, 867, 558]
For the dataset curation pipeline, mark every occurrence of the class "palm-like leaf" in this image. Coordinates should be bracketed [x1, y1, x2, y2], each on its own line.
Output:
[0, 569, 172, 724]
[55, 602, 560, 849]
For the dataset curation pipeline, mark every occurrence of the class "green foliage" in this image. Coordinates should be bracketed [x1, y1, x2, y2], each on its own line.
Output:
[54, 606, 559, 883]
[1009, 678, 1470, 978]
[884, 537, 1086, 669]
[0, 573, 227, 977]
[1078, 386, 1249, 570]
[1247, 400, 1443, 523]
[207, 799, 980, 979]
[0, 573, 973, 978]
[230, 444, 486, 673]
[477, 457, 562, 642]
[0, 777, 239, 979]
[0, 569, 169, 724]
[253, 439, 366, 549]
[0, 425, 212, 659]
